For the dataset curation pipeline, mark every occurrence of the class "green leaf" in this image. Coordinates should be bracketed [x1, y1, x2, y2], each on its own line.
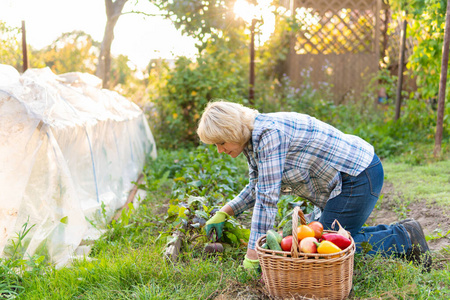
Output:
[187, 180, 202, 187]
[187, 195, 206, 206]
[360, 241, 373, 254]
[224, 231, 239, 246]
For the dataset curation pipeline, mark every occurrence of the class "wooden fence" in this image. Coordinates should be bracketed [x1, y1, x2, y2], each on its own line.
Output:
[284, 0, 388, 103]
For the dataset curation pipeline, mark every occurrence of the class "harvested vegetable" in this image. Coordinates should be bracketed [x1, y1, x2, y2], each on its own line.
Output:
[314, 240, 342, 254]
[331, 219, 350, 239]
[321, 233, 351, 250]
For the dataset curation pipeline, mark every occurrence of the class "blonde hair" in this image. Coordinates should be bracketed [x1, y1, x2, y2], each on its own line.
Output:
[197, 100, 258, 146]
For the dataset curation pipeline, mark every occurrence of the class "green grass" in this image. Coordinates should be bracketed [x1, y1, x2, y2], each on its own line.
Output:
[383, 158, 450, 206]
[352, 253, 450, 299]
[16, 236, 253, 299]
[2, 147, 450, 300]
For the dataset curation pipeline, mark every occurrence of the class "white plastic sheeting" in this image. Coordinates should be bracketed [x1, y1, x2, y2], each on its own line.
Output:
[0, 65, 157, 267]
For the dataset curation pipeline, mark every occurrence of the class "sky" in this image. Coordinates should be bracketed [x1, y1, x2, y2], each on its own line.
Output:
[0, 0, 199, 70]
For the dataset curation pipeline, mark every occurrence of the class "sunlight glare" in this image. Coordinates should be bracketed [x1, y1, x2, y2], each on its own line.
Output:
[233, 0, 257, 24]
[233, 0, 276, 45]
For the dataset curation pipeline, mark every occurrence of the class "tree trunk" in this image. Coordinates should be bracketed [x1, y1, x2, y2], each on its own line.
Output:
[96, 0, 128, 89]
[434, 0, 450, 158]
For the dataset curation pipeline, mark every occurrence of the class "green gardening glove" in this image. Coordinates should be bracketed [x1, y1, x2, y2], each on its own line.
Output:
[243, 255, 260, 272]
[205, 211, 229, 241]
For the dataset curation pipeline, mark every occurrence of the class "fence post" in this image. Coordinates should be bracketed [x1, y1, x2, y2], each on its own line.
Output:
[21, 20, 29, 72]
[433, 0, 450, 158]
[395, 12, 407, 120]
[249, 18, 256, 105]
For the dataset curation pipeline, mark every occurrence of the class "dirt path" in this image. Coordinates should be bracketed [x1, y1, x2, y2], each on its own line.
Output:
[367, 181, 450, 252]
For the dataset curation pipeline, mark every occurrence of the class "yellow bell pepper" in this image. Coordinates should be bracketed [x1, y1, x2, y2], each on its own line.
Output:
[314, 240, 342, 254]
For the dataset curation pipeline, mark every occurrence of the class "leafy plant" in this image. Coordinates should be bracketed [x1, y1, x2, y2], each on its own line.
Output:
[153, 145, 251, 251]
[31, 30, 100, 73]
[0, 21, 22, 71]
[148, 46, 248, 149]
[426, 228, 450, 242]
[0, 219, 48, 298]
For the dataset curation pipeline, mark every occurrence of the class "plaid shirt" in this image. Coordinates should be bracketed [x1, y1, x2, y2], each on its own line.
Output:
[227, 112, 374, 249]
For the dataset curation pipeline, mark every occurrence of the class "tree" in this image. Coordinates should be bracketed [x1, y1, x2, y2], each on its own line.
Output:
[96, 0, 128, 89]
[149, 0, 250, 51]
[32, 31, 99, 74]
[434, 0, 450, 157]
[389, 0, 448, 100]
[0, 21, 22, 71]
[109, 54, 134, 87]
[390, 0, 450, 155]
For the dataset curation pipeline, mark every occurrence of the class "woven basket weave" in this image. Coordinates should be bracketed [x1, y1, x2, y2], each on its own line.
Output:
[256, 206, 355, 300]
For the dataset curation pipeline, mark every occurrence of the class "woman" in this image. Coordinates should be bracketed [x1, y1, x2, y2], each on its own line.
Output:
[197, 100, 431, 271]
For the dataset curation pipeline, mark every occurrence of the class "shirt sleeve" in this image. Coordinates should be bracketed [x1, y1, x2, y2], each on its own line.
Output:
[247, 129, 288, 249]
[227, 153, 258, 216]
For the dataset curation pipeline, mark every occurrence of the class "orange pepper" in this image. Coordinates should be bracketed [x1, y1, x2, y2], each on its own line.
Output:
[314, 240, 342, 254]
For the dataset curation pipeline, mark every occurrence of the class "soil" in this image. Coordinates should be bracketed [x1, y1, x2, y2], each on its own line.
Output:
[211, 181, 450, 300]
[366, 181, 450, 253]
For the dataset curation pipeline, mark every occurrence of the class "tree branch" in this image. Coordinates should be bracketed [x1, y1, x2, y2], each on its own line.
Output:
[121, 10, 169, 18]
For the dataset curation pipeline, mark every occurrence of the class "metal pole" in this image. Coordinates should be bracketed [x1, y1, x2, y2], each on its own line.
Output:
[21, 20, 29, 72]
[249, 18, 256, 105]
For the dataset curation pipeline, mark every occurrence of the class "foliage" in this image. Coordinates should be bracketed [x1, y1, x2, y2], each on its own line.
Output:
[168, 145, 248, 205]
[150, 0, 250, 51]
[31, 30, 100, 74]
[0, 21, 22, 71]
[109, 54, 136, 88]
[0, 220, 47, 298]
[389, 0, 450, 101]
[0, 27, 137, 93]
[141, 145, 251, 249]
[148, 44, 248, 149]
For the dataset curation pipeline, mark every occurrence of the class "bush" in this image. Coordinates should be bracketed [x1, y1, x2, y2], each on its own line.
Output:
[149, 44, 248, 149]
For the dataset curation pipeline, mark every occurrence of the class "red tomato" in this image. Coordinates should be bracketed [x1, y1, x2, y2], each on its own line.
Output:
[280, 235, 293, 251]
[308, 221, 324, 239]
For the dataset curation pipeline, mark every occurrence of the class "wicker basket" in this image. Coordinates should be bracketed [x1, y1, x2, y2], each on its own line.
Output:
[256, 206, 355, 300]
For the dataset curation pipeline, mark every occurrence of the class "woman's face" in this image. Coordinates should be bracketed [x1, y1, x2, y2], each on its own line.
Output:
[215, 142, 244, 158]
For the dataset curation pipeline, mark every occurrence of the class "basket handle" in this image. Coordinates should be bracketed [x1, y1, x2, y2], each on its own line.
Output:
[290, 206, 307, 258]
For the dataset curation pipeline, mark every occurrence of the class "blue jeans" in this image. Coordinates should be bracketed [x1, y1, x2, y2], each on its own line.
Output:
[318, 154, 411, 256]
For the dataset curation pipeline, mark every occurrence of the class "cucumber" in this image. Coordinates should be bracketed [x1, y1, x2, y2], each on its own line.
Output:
[266, 229, 282, 251]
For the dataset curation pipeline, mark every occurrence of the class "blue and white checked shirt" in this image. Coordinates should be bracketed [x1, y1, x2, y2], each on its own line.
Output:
[227, 112, 374, 249]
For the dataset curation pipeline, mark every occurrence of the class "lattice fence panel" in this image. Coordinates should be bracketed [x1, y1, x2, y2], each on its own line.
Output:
[294, 7, 376, 55]
[280, 0, 386, 103]
[295, 0, 376, 11]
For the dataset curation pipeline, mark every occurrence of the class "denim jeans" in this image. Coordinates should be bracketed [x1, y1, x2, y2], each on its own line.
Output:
[318, 153, 411, 256]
